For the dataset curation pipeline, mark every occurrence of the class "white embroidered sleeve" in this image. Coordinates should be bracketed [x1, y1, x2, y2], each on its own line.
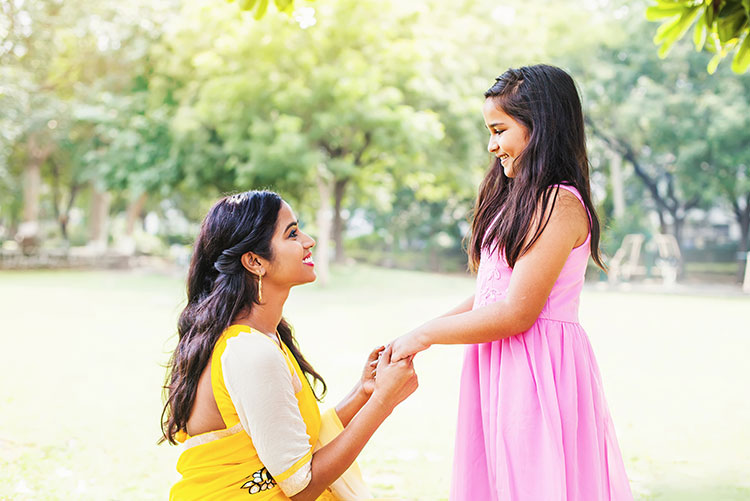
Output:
[221, 331, 313, 496]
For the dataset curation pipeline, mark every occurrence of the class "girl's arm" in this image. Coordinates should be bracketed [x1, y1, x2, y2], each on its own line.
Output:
[438, 295, 475, 318]
[291, 346, 417, 501]
[332, 295, 474, 425]
[391, 191, 588, 361]
[333, 294, 474, 426]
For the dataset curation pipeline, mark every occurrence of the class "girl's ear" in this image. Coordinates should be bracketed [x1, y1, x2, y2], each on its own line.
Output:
[240, 252, 265, 277]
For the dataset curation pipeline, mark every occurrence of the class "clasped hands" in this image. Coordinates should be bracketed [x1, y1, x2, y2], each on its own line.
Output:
[358, 328, 430, 409]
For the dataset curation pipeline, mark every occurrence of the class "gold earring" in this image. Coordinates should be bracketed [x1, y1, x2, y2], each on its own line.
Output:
[257, 273, 263, 302]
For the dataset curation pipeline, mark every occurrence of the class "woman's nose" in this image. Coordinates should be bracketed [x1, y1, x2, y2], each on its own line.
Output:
[305, 234, 316, 248]
[488, 138, 498, 154]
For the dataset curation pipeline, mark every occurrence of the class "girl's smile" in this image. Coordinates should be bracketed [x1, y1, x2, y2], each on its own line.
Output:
[482, 98, 529, 178]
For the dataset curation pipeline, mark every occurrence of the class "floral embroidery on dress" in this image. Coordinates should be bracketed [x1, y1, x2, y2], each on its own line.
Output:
[475, 249, 509, 308]
[241, 467, 276, 495]
[479, 287, 500, 307]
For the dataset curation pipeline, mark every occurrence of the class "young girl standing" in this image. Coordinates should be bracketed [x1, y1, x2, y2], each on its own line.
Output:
[391, 65, 633, 500]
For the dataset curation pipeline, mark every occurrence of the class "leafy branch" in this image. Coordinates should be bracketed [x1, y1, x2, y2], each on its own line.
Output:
[229, 0, 302, 19]
[648, 0, 750, 73]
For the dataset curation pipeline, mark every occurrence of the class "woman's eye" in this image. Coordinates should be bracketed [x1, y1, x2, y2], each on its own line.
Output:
[289, 229, 298, 238]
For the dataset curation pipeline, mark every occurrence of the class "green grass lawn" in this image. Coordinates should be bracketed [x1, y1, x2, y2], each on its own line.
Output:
[1, 265, 749, 500]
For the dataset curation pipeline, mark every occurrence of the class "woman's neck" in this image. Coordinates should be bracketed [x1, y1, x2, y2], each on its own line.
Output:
[233, 284, 290, 336]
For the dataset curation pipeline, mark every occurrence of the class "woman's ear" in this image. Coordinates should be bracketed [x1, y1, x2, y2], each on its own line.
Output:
[240, 252, 265, 277]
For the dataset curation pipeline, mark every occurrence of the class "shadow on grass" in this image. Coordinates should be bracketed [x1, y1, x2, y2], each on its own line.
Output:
[638, 482, 750, 500]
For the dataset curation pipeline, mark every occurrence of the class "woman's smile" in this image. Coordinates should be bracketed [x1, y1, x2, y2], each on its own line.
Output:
[303, 253, 314, 267]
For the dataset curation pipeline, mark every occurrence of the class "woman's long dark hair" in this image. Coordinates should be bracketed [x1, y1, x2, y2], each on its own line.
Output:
[160, 190, 326, 445]
[468, 64, 605, 271]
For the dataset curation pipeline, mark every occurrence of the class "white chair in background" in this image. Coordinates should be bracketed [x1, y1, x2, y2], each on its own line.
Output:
[609, 233, 647, 284]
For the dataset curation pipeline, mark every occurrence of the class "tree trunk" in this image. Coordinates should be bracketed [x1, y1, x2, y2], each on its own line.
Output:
[733, 193, 750, 282]
[609, 152, 626, 219]
[738, 204, 749, 254]
[656, 209, 667, 235]
[119, 192, 147, 255]
[49, 157, 80, 242]
[315, 168, 333, 287]
[23, 159, 41, 224]
[332, 178, 349, 264]
[670, 210, 684, 252]
[19, 152, 45, 252]
[125, 192, 147, 237]
[89, 186, 111, 252]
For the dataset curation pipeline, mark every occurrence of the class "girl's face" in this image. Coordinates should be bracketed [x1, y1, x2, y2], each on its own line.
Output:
[482, 98, 529, 178]
[264, 202, 316, 287]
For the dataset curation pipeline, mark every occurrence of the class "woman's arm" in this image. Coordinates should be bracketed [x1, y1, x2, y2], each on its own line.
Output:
[334, 345, 383, 427]
[333, 384, 369, 429]
[291, 346, 417, 501]
[391, 191, 588, 360]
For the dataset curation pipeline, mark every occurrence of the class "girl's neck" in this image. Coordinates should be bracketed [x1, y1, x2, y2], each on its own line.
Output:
[232, 284, 290, 338]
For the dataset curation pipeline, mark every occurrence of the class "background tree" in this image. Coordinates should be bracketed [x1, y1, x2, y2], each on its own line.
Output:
[583, 12, 722, 251]
[152, 0, 486, 281]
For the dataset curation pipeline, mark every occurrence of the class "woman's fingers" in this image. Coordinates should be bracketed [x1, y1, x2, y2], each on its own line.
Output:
[379, 344, 393, 366]
[368, 345, 385, 362]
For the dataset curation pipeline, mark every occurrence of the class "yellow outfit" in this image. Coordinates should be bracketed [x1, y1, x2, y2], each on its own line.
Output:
[170, 325, 337, 501]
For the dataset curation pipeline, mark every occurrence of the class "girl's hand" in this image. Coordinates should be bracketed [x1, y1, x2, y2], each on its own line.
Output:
[361, 345, 385, 396]
[371, 345, 418, 411]
[390, 329, 431, 363]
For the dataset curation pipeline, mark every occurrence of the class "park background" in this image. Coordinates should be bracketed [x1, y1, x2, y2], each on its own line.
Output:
[1, 0, 749, 499]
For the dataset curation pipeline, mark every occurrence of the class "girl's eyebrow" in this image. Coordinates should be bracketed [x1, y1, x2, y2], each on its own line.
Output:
[487, 122, 505, 128]
[285, 221, 298, 232]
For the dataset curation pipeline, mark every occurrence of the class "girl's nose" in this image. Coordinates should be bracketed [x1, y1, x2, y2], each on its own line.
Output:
[488, 138, 498, 154]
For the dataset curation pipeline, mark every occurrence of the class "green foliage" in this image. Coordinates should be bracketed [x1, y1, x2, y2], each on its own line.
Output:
[647, 0, 750, 73]
[583, 7, 750, 256]
[153, 0, 486, 253]
[2, 0, 747, 263]
[231, 0, 301, 19]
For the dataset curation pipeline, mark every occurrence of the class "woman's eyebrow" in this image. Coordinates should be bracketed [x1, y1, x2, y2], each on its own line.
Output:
[285, 221, 298, 232]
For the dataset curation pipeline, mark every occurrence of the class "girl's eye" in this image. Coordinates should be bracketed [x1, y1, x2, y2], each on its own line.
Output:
[494, 129, 504, 135]
[289, 229, 298, 238]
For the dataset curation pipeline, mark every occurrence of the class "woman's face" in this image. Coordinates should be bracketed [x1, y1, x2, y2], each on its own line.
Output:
[264, 202, 316, 287]
[482, 98, 529, 178]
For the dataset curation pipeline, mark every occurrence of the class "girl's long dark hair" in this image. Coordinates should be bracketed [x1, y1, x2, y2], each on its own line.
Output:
[160, 190, 326, 445]
[468, 64, 605, 272]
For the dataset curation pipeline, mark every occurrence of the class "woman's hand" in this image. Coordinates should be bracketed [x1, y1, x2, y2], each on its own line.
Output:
[371, 345, 418, 411]
[361, 345, 385, 396]
[390, 328, 431, 363]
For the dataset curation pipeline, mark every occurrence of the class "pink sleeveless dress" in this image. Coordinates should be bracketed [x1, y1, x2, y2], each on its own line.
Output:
[450, 185, 633, 500]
